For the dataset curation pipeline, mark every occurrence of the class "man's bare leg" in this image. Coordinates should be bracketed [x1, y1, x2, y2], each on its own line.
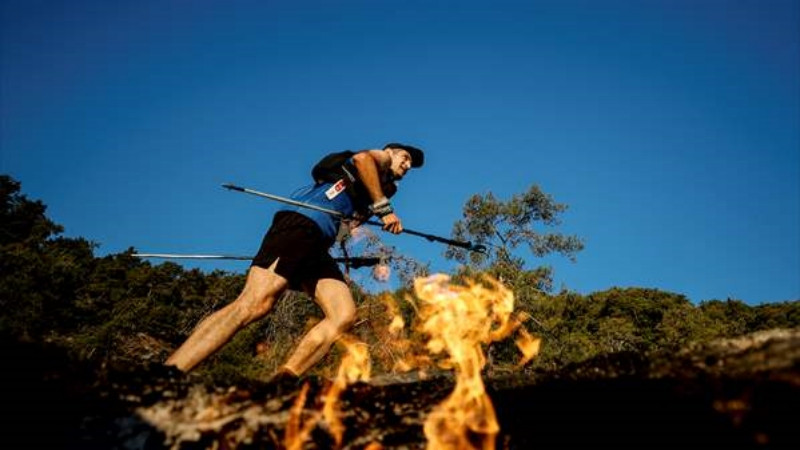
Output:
[165, 262, 288, 372]
[281, 278, 356, 376]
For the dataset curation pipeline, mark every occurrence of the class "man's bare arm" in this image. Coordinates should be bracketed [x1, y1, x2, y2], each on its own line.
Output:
[352, 150, 388, 203]
[352, 150, 403, 233]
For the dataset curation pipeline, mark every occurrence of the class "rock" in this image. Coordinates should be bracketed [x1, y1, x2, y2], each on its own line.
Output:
[3, 329, 798, 449]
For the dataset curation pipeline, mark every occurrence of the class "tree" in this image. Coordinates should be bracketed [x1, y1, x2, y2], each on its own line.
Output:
[0, 175, 96, 339]
[445, 185, 584, 292]
[0, 175, 63, 247]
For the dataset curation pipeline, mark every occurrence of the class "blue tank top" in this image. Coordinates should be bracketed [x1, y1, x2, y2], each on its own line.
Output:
[278, 182, 355, 241]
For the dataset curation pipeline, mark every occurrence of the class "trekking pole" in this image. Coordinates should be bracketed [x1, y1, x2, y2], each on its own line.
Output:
[132, 253, 383, 268]
[133, 253, 252, 260]
[222, 183, 487, 253]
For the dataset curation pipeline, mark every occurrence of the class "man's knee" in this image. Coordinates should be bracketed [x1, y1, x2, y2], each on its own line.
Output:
[333, 303, 357, 332]
[236, 291, 275, 322]
[235, 267, 286, 322]
[313, 278, 357, 333]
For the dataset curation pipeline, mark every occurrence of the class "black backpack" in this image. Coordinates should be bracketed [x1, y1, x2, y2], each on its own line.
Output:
[311, 151, 357, 185]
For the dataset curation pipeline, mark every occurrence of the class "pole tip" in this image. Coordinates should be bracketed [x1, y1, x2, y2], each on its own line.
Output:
[222, 183, 244, 191]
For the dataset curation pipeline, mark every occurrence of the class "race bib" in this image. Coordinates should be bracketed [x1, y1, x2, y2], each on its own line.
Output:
[325, 179, 347, 200]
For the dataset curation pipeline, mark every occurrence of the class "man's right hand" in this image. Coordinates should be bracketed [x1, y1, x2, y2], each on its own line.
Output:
[380, 213, 403, 234]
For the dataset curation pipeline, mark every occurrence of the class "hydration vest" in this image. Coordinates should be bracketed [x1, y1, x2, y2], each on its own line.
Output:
[311, 150, 393, 214]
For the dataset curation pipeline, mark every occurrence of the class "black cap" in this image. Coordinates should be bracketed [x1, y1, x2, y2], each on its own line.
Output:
[385, 143, 425, 168]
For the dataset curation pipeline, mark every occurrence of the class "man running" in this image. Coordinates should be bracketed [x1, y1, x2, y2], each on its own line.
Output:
[165, 143, 424, 384]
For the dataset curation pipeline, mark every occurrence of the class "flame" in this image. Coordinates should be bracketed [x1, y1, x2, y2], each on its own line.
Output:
[378, 292, 405, 336]
[515, 327, 542, 368]
[414, 274, 515, 450]
[322, 334, 371, 446]
[282, 335, 371, 449]
[284, 383, 320, 450]
[377, 293, 434, 374]
[285, 274, 539, 450]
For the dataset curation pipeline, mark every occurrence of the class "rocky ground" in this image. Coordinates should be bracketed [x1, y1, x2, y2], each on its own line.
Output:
[3, 328, 798, 449]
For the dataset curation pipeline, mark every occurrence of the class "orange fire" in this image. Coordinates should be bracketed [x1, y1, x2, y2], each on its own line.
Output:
[515, 327, 542, 368]
[382, 293, 406, 335]
[285, 274, 540, 450]
[283, 335, 371, 449]
[378, 292, 433, 374]
[322, 334, 372, 446]
[284, 383, 319, 450]
[414, 274, 518, 450]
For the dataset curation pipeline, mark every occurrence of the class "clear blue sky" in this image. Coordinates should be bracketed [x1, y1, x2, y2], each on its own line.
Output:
[2, 0, 798, 304]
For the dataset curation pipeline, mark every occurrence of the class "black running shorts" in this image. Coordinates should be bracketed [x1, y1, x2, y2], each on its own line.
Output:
[251, 211, 345, 290]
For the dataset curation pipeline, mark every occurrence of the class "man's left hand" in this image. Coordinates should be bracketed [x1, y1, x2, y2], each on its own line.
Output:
[380, 213, 403, 234]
